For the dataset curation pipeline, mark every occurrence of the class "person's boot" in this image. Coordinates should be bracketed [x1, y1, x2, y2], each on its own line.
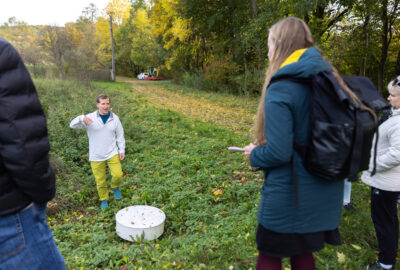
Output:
[100, 200, 109, 209]
[366, 261, 393, 270]
[343, 202, 356, 211]
[112, 188, 122, 199]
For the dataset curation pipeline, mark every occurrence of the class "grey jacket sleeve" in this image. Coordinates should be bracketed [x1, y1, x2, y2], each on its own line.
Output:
[115, 115, 125, 154]
[70, 115, 87, 129]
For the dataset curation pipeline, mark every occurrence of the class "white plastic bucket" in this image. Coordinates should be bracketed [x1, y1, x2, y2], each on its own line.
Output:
[116, 205, 166, 241]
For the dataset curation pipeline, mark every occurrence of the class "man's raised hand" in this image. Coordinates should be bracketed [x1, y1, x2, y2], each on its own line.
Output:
[83, 116, 93, 126]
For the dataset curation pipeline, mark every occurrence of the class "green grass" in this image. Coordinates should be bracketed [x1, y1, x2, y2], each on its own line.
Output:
[154, 80, 259, 112]
[34, 78, 398, 269]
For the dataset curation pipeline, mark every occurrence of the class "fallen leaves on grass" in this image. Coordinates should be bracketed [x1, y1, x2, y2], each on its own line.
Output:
[337, 251, 346, 263]
[213, 189, 224, 195]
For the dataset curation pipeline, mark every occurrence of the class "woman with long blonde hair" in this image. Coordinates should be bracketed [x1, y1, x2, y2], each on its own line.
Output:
[244, 17, 352, 269]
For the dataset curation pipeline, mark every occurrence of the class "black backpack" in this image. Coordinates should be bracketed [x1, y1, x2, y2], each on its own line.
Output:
[270, 71, 389, 182]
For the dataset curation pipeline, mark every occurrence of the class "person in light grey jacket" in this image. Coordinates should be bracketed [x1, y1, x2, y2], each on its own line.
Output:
[70, 94, 125, 210]
[361, 76, 400, 270]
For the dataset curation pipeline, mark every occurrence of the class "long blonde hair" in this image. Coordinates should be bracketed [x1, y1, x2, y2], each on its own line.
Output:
[254, 17, 373, 145]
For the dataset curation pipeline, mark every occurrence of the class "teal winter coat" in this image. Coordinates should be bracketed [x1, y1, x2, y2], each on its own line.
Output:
[250, 47, 344, 234]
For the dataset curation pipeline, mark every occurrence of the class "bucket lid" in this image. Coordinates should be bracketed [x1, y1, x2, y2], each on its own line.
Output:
[116, 205, 166, 229]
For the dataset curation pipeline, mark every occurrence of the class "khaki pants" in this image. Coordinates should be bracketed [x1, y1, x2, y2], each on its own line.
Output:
[90, 154, 123, 201]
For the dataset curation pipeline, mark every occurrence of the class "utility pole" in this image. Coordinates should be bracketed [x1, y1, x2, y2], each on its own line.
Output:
[109, 14, 115, 81]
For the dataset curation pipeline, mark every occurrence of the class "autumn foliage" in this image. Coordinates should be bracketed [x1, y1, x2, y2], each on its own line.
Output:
[1, 0, 399, 94]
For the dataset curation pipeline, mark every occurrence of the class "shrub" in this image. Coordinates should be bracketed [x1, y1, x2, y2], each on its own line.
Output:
[231, 68, 265, 96]
[203, 55, 241, 86]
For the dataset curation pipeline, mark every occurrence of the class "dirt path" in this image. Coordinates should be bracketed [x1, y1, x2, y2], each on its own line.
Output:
[117, 77, 256, 138]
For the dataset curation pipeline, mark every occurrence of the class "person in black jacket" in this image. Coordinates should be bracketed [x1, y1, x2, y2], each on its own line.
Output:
[0, 38, 66, 269]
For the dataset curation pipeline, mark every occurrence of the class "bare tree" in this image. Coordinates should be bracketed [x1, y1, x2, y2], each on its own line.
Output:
[40, 26, 71, 79]
[82, 3, 99, 23]
[378, 0, 399, 94]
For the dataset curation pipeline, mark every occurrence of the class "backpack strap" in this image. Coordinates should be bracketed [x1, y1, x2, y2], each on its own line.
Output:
[269, 76, 310, 86]
[347, 110, 363, 181]
[370, 125, 379, 176]
[369, 108, 390, 176]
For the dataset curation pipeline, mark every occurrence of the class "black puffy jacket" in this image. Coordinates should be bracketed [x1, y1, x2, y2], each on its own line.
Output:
[0, 38, 55, 216]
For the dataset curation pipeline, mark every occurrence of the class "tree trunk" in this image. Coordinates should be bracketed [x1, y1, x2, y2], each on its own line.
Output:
[378, 0, 389, 94]
[251, 0, 262, 71]
[360, 14, 370, 76]
[201, 37, 207, 70]
[396, 50, 400, 75]
[243, 49, 248, 95]
[378, 0, 399, 93]
[56, 53, 63, 79]
[359, 33, 367, 76]
[109, 16, 115, 82]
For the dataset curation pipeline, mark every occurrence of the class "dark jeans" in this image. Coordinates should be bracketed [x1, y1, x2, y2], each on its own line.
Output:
[371, 187, 399, 265]
[0, 203, 66, 270]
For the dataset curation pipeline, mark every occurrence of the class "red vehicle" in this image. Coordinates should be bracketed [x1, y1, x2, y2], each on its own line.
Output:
[144, 67, 164, 80]
[144, 75, 164, 80]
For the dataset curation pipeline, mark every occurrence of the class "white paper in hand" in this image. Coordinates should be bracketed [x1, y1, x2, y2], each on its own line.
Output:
[228, 146, 245, 152]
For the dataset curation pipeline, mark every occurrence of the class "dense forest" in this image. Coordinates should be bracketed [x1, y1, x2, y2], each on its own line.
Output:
[1, 0, 399, 95]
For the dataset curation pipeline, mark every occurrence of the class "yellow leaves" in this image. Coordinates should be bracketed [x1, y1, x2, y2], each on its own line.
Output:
[351, 244, 362, 250]
[95, 17, 110, 35]
[159, 0, 179, 18]
[122, 79, 255, 138]
[129, 8, 158, 66]
[213, 189, 224, 195]
[94, 0, 132, 64]
[104, 0, 131, 25]
[132, 12, 155, 41]
[162, 17, 192, 49]
[162, 261, 178, 268]
[64, 23, 82, 47]
[337, 251, 346, 263]
[95, 17, 112, 58]
[71, 211, 84, 220]
[134, 9, 150, 27]
[171, 18, 191, 42]
[150, 0, 192, 50]
[165, 57, 174, 70]
[162, 262, 171, 268]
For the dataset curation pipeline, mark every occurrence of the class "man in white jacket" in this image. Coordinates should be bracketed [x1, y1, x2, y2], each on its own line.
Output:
[70, 94, 125, 209]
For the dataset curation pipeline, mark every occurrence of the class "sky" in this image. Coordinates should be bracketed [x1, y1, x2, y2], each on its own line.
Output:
[0, 0, 111, 26]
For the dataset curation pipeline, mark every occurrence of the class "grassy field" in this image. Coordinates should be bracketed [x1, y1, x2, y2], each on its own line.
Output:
[34, 78, 398, 269]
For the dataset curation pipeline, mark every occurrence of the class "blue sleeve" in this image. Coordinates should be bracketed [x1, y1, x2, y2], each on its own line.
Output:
[250, 88, 294, 168]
